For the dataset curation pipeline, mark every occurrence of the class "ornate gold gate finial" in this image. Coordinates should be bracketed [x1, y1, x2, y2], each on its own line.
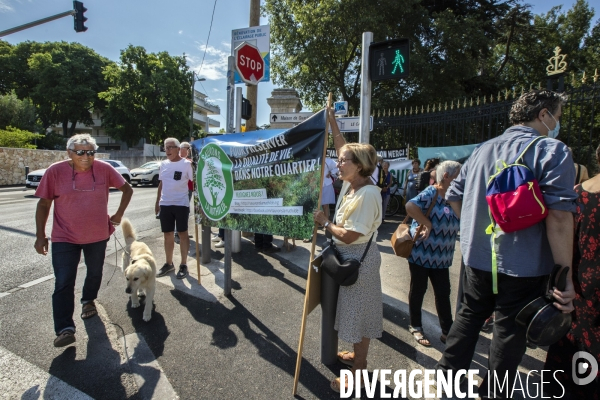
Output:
[547, 46, 568, 76]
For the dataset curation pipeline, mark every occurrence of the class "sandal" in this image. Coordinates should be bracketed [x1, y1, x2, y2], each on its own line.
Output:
[54, 330, 75, 347]
[81, 302, 98, 320]
[409, 326, 431, 347]
[337, 350, 355, 366]
[330, 370, 363, 393]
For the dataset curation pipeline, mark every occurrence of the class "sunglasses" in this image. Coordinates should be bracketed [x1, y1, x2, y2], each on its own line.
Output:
[70, 149, 96, 156]
[336, 157, 354, 165]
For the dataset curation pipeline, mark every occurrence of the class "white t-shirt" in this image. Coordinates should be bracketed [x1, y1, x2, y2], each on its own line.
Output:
[159, 158, 194, 206]
[323, 158, 339, 187]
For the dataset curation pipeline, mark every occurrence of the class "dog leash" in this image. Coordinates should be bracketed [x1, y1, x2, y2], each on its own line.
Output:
[106, 233, 131, 287]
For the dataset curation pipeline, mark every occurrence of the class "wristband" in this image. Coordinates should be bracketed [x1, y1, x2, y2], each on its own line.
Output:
[324, 221, 330, 229]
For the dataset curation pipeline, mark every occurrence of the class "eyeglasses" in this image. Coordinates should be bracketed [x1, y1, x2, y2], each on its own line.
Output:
[336, 157, 354, 165]
[72, 164, 95, 192]
[69, 149, 96, 156]
[165, 146, 179, 150]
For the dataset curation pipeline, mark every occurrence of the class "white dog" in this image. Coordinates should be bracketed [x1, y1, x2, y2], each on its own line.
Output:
[121, 218, 156, 322]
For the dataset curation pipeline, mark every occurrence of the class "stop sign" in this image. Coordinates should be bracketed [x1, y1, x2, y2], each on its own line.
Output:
[234, 42, 265, 85]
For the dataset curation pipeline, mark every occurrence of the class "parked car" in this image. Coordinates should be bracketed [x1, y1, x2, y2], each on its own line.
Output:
[26, 168, 46, 188]
[104, 159, 132, 183]
[130, 161, 161, 187]
[25, 159, 132, 188]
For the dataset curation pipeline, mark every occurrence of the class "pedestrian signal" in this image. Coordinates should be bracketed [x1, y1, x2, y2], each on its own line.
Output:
[369, 39, 410, 81]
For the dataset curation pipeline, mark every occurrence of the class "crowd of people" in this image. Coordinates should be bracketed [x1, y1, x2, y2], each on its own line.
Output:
[33, 89, 598, 397]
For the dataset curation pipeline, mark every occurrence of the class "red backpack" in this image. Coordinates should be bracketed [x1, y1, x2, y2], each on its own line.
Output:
[485, 136, 548, 293]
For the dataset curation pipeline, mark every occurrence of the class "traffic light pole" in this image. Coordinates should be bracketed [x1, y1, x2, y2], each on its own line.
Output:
[0, 9, 75, 37]
[359, 32, 373, 144]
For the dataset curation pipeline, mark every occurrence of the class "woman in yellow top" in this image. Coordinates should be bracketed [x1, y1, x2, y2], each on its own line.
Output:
[313, 110, 383, 393]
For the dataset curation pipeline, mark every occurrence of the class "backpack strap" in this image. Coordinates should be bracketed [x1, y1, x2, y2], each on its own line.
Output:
[510, 136, 544, 165]
[485, 135, 544, 294]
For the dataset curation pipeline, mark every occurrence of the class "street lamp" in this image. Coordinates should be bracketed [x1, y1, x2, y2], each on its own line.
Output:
[190, 71, 206, 139]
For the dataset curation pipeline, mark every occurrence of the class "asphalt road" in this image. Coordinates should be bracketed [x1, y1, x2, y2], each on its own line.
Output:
[0, 185, 549, 399]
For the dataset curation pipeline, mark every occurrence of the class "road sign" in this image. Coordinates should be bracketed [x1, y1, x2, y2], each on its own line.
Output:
[234, 42, 265, 85]
[270, 112, 314, 124]
[334, 101, 348, 116]
[369, 39, 410, 81]
[330, 116, 373, 132]
[231, 25, 270, 84]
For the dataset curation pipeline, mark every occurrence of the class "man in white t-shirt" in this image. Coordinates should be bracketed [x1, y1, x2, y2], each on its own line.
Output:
[155, 138, 194, 278]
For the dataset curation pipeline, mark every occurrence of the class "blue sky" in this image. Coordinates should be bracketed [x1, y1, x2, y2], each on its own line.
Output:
[0, 0, 585, 131]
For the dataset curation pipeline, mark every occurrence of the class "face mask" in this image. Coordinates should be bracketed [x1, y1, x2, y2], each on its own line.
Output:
[541, 111, 560, 138]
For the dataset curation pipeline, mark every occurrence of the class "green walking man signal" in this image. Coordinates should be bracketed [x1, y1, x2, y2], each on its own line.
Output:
[369, 38, 410, 81]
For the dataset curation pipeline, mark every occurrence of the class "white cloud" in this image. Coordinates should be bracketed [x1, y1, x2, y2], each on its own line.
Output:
[212, 88, 219, 92]
[186, 42, 230, 81]
[178, 30, 183, 35]
[0, 0, 14, 12]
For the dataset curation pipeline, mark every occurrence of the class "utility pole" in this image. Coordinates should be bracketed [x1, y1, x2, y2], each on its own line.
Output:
[245, 0, 260, 131]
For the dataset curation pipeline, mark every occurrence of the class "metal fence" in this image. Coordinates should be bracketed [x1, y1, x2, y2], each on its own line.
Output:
[364, 81, 600, 172]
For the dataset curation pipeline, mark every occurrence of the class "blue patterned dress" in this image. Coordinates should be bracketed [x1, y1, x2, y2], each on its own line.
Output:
[408, 185, 460, 268]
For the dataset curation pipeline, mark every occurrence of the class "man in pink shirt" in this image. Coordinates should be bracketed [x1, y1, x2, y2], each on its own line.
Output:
[35, 134, 133, 347]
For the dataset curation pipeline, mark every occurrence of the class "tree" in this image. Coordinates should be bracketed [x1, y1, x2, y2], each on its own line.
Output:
[100, 45, 192, 146]
[0, 91, 38, 132]
[0, 126, 41, 148]
[263, 0, 516, 111]
[489, 0, 597, 88]
[0, 41, 110, 134]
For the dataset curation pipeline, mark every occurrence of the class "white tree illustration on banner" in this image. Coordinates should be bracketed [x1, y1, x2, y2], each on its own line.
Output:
[204, 159, 225, 207]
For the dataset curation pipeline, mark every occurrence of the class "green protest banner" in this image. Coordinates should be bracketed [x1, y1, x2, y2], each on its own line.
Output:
[192, 109, 326, 239]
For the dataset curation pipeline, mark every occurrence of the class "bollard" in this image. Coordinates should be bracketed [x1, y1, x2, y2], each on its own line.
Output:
[25, 166, 29, 185]
[231, 230, 241, 253]
[201, 225, 211, 264]
[320, 271, 340, 365]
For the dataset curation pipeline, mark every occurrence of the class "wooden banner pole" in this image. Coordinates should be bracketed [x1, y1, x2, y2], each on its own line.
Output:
[292, 93, 333, 396]
[195, 222, 201, 285]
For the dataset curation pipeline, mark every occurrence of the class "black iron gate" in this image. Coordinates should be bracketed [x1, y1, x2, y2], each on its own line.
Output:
[368, 82, 600, 172]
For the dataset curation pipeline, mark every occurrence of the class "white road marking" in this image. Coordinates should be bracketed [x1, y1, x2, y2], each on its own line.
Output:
[0, 346, 93, 400]
[123, 333, 179, 400]
[18, 274, 55, 288]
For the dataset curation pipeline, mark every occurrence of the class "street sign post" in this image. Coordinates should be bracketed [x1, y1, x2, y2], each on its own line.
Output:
[334, 101, 348, 116]
[270, 112, 314, 124]
[330, 116, 373, 133]
[234, 42, 265, 85]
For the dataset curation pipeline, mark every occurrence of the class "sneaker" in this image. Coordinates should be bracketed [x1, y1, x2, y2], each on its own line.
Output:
[262, 244, 281, 253]
[174, 233, 180, 244]
[157, 263, 174, 277]
[176, 264, 188, 279]
[215, 240, 225, 248]
[211, 235, 221, 242]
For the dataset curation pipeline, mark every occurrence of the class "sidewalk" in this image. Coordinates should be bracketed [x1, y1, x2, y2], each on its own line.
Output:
[0, 218, 548, 399]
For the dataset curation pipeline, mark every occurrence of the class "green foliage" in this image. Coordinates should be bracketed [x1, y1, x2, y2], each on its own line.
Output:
[0, 126, 42, 149]
[0, 41, 110, 133]
[36, 132, 67, 150]
[264, 0, 598, 110]
[0, 91, 38, 132]
[100, 45, 192, 146]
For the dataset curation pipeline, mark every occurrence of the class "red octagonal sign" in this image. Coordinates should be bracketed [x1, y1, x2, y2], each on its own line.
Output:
[234, 42, 264, 85]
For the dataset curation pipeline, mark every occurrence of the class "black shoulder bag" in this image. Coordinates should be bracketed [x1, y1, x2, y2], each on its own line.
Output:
[319, 187, 375, 286]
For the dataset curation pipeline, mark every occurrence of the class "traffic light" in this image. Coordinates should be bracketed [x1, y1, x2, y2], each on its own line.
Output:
[73, 1, 88, 33]
[241, 97, 252, 120]
[369, 39, 410, 81]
